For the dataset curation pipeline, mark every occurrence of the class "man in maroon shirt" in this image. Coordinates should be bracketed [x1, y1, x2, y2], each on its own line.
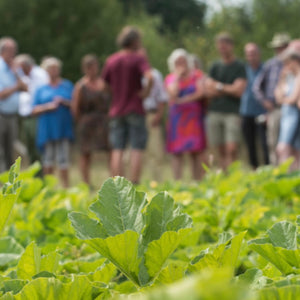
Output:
[102, 26, 153, 184]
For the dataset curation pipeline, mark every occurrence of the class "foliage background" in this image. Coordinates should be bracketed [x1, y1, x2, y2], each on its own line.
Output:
[0, 0, 300, 81]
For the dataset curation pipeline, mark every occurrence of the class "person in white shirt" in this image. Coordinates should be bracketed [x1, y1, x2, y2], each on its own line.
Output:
[14, 54, 49, 163]
[143, 68, 168, 181]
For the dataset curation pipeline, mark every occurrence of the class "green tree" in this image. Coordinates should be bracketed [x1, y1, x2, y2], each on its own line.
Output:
[142, 0, 207, 32]
[0, 0, 124, 81]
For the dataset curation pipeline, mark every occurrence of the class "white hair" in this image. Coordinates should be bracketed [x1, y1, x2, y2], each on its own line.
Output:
[15, 54, 35, 67]
[0, 37, 17, 54]
[41, 57, 62, 70]
[167, 48, 193, 73]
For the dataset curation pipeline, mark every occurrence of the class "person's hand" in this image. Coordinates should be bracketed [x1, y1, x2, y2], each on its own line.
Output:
[204, 78, 218, 98]
[151, 113, 162, 127]
[16, 78, 28, 92]
[174, 66, 186, 79]
[263, 100, 275, 111]
[47, 101, 60, 112]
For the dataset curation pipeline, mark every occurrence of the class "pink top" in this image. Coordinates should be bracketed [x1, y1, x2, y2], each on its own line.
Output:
[102, 51, 151, 117]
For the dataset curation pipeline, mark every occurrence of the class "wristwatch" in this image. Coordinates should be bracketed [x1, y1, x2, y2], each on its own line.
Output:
[216, 82, 224, 91]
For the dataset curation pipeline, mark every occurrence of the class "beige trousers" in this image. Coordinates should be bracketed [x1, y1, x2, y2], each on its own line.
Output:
[146, 113, 166, 181]
[267, 108, 281, 165]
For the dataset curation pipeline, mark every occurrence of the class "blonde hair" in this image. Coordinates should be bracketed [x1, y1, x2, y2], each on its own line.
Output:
[167, 48, 192, 73]
[41, 57, 62, 70]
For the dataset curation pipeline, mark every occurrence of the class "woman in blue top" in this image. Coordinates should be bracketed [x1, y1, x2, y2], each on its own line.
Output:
[32, 57, 74, 187]
[275, 49, 300, 170]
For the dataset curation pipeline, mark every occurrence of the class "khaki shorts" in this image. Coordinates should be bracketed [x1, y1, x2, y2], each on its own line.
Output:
[206, 112, 241, 147]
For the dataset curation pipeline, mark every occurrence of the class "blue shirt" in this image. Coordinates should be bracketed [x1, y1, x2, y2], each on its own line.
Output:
[240, 64, 266, 117]
[33, 79, 74, 151]
[0, 57, 20, 114]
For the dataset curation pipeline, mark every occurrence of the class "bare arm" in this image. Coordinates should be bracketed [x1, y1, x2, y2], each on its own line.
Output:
[31, 101, 59, 116]
[220, 78, 247, 98]
[71, 83, 82, 120]
[282, 75, 300, 105]
[140, 70, 154, 99]
[176, 78, 206, 104]
[274, 73, 287, 105]
[0, 78, 27, 100]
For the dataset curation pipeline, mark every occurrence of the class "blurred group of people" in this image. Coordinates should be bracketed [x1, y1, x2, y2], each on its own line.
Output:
[0, 28, 299, 186]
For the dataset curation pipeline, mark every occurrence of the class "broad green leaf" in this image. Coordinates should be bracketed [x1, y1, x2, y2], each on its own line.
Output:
[13, 276, 93, 300]
[86, 230, 141, 286]
[267, 221, 297, 250]
[155, 262, 187, 284]
[1, 280, 27, 295]
[248, 243, 295, 275]
[189, 232, 246, 272]
[17, 242, 41, 280]
[90, 177, 147, 236]
[0, 237, 24, 267]
[259, 285, 300, 300]
[144, 229, 190, 281]
[69, 177, 193, 287]
[237, 268, 268, 290]
[88, 263, 117, 284]
[277, 248, 300, 269]
[17, 242, 61, 280]
[0, 159, 21, 234]
[68, 212, 107, 239]
[222, 231, 246, 267]
[142, 192, 192, 246]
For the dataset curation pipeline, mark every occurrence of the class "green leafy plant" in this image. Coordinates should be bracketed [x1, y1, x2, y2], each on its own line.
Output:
[249, 221, 300, 275]
[0, 158, 21, 235]
[69, 177, 192, 287]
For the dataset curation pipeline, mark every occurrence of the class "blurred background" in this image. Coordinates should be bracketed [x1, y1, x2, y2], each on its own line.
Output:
[2, 0, 299, 185]
[1, 0, 299, 80]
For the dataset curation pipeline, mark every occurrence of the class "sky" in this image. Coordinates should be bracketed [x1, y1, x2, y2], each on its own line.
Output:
[204, 0, 249, 19]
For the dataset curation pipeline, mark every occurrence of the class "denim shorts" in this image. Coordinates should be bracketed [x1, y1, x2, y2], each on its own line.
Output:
[278, 104, 300, 148]
[109, 114, 148, 150]
[42, 139, 70, 169]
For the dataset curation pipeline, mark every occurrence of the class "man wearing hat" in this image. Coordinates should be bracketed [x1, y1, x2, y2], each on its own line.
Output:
[253, 32, 291, 165]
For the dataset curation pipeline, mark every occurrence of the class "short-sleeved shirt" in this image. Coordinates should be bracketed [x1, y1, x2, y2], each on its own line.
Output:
[143, 68, 168, 112]
[102, 51, 151, 117]
[209, 59, 246, 114]
[0, 57, 20, 114]
[240, 64, 266, 117]
[33, 79, 74, 151]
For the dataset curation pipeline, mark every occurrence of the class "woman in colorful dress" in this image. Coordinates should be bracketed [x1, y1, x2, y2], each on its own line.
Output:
[32, 57, 73, 187]
[165, 49, 206, 180]
[275, 48, 300, 170]
[72, 54, 110, 185]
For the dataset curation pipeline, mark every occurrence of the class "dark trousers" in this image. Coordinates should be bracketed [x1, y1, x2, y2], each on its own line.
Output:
[242, 116, 269, 168]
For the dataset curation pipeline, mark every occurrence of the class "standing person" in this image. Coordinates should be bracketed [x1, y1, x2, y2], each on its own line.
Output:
[72, 54, 110, 185]
[32, 57, 73, 187]
[206, 32, 247, 170]
[14, 54, 49, 164]
[0, 37, 27, 172]
[275, 49, 300, 169]
[165, 49, 206, 180]
[253, 33, 290, 165]
[240, 43, 269, 169]
[102, 26, 153, 184]
[143, 67, 168, 182]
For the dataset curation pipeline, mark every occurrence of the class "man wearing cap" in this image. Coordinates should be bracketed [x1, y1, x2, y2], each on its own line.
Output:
[206, 32, 247, 170]
[253, 33, 290, 165]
